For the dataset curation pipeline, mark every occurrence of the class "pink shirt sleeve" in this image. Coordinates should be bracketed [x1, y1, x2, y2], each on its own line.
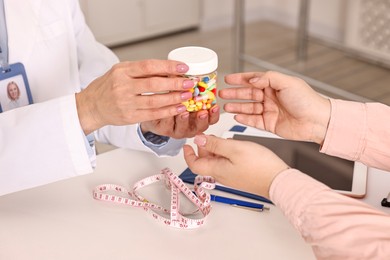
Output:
[320, 99, 390, 171]
[269, 99, 390, 259]
[270, 170, 390, 259]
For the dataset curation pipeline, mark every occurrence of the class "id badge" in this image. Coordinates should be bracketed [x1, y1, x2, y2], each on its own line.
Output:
[0, 62, 33, 113]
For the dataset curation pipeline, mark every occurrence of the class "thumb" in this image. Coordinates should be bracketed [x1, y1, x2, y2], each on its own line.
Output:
[249, 71, 297, 91]
[183, 135, 236, 177]
[193, 134, 235, 158]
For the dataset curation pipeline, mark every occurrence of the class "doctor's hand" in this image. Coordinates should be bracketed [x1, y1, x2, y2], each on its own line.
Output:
[76, 60, 195, 135]
[220, 71, 331, 145]
[183, 134, 289, 198]
[140, 105, 220, 139]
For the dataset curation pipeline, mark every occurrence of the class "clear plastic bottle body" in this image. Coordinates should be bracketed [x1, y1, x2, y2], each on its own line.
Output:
[168, 46, 218, 112]
[183, 70, 217, 112]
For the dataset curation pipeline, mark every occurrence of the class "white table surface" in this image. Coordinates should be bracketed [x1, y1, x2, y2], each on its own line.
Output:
[1, 113, 389, 260]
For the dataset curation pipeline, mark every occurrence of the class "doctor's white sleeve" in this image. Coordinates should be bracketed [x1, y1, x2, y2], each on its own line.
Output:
[0, 95, 92, 196]
[94, 125, 185, 157]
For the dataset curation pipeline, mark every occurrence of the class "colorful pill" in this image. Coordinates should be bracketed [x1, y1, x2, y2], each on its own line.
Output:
[168, 47, 218, 112]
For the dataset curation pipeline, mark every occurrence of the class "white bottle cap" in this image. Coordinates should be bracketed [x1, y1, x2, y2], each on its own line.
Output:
[168, 46, 218, 75]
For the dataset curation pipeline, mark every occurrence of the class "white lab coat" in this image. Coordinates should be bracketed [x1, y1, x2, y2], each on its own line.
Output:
[0, 0, 183, 195]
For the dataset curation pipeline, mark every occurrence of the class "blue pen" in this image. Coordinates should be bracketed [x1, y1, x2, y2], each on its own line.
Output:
[210, 194, 270, 211]
[180, 168, 273, 205]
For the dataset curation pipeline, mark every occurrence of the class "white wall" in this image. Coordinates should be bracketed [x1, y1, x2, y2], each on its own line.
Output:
[200, 0, 348, 43]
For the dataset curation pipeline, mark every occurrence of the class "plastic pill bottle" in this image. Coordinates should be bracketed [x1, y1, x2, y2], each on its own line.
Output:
[168, 46, 218, 112]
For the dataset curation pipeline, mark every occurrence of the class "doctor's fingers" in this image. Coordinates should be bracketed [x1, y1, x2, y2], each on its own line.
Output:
[175, 111, 209, 138]
[131, 91, 192, 109]
[117, 60, 189, 77]
[128, 76, 195, 94]
[219, 86, 264, 101]
[127, 105, 188, 124]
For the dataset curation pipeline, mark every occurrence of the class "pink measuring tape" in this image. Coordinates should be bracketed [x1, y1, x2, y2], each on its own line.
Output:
[93, 168, 216, 229]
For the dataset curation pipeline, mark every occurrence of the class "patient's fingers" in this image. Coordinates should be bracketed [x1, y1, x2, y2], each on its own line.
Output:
[234, 114, 266, 130]
[219, 87, 264, 101]
[224, 102, 264, 115]
[224, 72, 265, 86]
